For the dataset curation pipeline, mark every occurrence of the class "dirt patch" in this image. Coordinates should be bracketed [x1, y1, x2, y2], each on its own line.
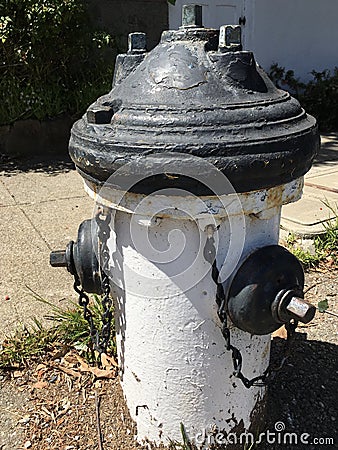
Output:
[1, 269, 337, 450]
[264, 268, 338, 450]
[0, 379, 30, 449]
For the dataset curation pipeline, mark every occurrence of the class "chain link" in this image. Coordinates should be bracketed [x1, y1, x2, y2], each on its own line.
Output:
[204, 229, 298, 389]
[72, 207, 113, 356]
[95, 208, 113, 354]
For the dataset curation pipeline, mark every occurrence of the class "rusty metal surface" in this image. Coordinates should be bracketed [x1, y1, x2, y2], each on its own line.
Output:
[82, 177, 303, 220]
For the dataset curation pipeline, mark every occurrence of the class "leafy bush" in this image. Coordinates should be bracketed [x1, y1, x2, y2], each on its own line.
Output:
[269, 63, 338, 132]
[0, 0, 115, 124]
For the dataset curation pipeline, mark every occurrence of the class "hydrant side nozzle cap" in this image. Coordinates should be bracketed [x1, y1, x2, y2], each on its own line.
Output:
[227, 245, 307, 335]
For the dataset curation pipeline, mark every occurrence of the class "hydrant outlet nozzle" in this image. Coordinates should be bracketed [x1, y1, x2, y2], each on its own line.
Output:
[50, 249, 67, 267]
[49, 219, 102, 294]
[50, 241, 75, 275]
[275, 291, 316, 324]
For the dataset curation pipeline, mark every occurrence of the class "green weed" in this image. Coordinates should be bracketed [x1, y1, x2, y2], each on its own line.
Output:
[314, 201, 338, 264]
[269, 64, 338, 132]
[0, 291, 116, 369]
[284, 201, 338, 270]
[0, 0, 116, 124]
[0, 318, 59, 369]
[290, 247, 323, 270]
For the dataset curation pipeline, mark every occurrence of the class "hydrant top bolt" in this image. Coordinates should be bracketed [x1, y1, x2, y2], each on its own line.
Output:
[219, 25, 242, 52]
[181, 4, 203, 28]
[128, 32, 147, 53]
[87, 106, 114, 125]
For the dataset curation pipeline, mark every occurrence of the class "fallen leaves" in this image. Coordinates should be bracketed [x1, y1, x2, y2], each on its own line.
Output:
[29, 350, 118, 391]
[32, 381, 48, 390]
[272, 327, 288, 340]
[75, 353, 117, 379]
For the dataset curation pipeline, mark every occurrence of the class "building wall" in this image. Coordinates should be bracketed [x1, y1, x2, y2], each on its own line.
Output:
[250, 0, 338, 81]
[169, 0, 338, 81]
[88, 0, 169, 51]
[169, 0, 245, 31]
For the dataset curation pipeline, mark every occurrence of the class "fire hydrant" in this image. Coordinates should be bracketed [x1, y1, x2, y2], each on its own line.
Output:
[50, 4, 319, 447]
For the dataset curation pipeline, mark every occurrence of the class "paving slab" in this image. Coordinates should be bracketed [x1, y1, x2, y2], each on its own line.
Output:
[281, 133, 338, 236]
[0, 170, 86, 205]
[0, 180, 16, 207]
[305, 172, 338, 192]
[0, 169, 93, 338]
[22, 196, 94, 249]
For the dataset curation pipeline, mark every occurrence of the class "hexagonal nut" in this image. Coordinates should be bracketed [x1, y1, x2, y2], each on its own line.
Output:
[219, 25, 242, 50]
[286, 297, 316, 324]
[87, 106, 114, 124]
[128, 32, 147, 53]
[50, 250, 67, 267]
[181, 4, 203, 28]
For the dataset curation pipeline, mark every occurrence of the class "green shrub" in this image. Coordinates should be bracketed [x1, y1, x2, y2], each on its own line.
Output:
[269, 63, 338, 132]
[0, 0, 115, 124]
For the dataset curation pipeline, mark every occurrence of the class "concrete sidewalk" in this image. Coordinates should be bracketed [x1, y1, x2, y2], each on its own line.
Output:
[281, 133, 338, 236]
[0, 134, 337, 338]
[0, 167, 92, 337]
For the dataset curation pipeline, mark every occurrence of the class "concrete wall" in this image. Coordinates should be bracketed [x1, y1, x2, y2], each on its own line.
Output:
[88, 0, 169, 51]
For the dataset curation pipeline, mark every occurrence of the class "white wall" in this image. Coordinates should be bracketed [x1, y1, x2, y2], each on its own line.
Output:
[169, 0, 338, 81]
[169, 1, 245, 38]
[249, 0, 338, 81]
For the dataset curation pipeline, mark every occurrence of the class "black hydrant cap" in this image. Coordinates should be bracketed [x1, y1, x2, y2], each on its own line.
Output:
[69, 4, 319, 195]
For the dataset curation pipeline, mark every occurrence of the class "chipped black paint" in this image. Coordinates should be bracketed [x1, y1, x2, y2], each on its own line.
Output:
[69, 25, 319, 194]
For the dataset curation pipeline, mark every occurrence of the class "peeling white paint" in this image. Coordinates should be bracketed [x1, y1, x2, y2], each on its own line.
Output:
[84, 178, 303, 446]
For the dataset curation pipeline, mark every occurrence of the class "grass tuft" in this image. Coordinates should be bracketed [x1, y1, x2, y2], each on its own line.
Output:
[284, 201, 338, 270]
[0, 292, 116, 370]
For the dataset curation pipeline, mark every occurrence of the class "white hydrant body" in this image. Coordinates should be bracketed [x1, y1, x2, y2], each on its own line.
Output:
[84, 177, 303, 446]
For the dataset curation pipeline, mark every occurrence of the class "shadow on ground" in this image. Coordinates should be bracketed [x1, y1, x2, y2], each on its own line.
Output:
[0, 151, 74, 175]
[263, 334, 338, 450]
[314, 136, 338, 167]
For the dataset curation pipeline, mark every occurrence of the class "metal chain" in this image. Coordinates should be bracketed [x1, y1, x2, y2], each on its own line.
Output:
[73, 207, 113, 356]
[204, 227, 298, 389]
[95, 207, 113, 354]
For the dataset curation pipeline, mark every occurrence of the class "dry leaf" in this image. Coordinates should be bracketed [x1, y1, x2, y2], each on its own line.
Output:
[48, 362, 80, 378]
[101, 353, 118, 369]
[13, 370, 23, 378]
[32, 381, 48, 389]
[18, 415, 31, 424]
[272, 327, 288, 339]
[87, 366, 116, 379]
[75, 354, 117, 379]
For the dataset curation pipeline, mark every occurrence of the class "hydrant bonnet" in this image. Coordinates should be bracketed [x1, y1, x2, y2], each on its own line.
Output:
[69, 16, 319, 194]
